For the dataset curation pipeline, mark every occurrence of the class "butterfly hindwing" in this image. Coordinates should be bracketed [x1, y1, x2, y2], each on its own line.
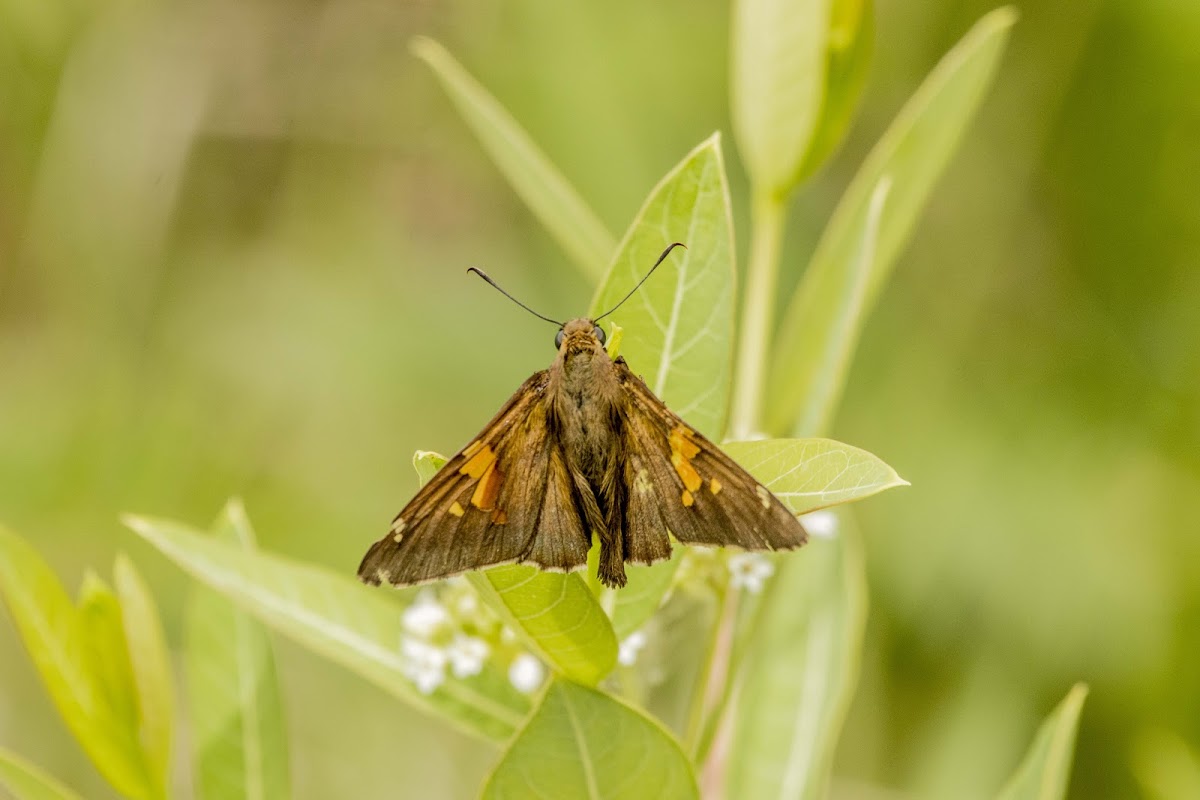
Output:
[358, 370, 590, 587]
[615, 358, 808, 554]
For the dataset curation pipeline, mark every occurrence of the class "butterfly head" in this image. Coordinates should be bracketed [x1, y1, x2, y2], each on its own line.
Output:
[555, 318, 607, 354]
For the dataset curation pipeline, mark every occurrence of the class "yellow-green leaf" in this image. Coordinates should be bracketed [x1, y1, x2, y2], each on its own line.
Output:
[767, 8, 1017, 436]
[482, 680, 698, 800]
[723, 437, 908, 513]
[125, 514, 529, 742]
[589, 133, 736, 440]
[413, 37, 614, 278]
[185, 500, 290, 800]
[997, 684, 1088, 800]
[113, 554, 174, 793]
[0, 746, 85, 800]
[0, 527, 154, 799]
[412, 451, 618, 685]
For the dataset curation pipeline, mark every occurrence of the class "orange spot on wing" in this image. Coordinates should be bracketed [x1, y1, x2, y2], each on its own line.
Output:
[471, 462, 504, 510]
[491, 508, 508, 524]
[682, 489, 694, 507]
[672, 453, 703, 492]
[459, 443, 496, 479]
[709, 478, 722, 495]
[449, 501, 465, 517]
[669, 425, 701, 459]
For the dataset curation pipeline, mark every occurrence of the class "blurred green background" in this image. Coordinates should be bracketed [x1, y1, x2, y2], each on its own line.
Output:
[2, 0, 1198, 798]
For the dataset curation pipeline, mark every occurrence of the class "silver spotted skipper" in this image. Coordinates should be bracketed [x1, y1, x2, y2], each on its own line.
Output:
[359, 244, 808, 589]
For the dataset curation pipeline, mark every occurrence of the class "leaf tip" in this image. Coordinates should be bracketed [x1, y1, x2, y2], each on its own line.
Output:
[409, 35, 441, 62]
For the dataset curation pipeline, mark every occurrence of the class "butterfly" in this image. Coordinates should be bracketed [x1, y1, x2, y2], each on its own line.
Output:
[358, 243, 808, 589]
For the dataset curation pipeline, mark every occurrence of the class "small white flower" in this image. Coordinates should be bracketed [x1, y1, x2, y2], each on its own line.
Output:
[802, 510, 838, 539]
[447, 634, 490, 679]
[508, 653, 545, 694]
[500, 625, 519, 645]
[618, 630, 648, 666]
[401, 637, 447, 695]
[450, 590, 480, 619]
[728, 552, 775, 594]
[402, 591, 450, 638]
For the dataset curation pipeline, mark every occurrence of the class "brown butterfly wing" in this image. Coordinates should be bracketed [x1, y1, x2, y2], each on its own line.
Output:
[358, 370, 590, 587]
[615, 358, 808, 556]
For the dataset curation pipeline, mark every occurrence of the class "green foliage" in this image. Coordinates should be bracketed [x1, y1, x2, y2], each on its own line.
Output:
[0, 746, 85, 800]
[185, 500, 290, 800]
[726, 518, 867, 799]
[767, 7, 1018, 435]
[997, 684, 1089, 800]
[0, 4, 1096, 800]
[481, 681, 698, 800]
[125, 514, 530, 742]
[0, 526, 169, 800]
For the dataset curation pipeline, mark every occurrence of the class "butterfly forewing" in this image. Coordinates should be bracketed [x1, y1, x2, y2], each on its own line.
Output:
[358, 371, 589, 587]
[616, 358, 808, 554]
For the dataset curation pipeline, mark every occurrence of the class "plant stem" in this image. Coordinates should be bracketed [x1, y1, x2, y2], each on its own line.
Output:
[728, 191, 788, 440]
[684, 586, 740, 758]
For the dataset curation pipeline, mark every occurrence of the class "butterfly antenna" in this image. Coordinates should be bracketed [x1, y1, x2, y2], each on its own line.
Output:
[594, 242, 687, 322]
[467, 267, 564, 326]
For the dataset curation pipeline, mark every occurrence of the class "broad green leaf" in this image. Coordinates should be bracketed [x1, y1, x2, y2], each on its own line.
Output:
[767, 8, 1017, 436]
[186, 500, 290, 800]
[724, 437, 907, 513]
[772, 176, 890, 437]
[607, 555, 681, 640]
[997, 684, 1088, 800]
[412, 37, 614, 278]
[0, 746, 85, 800]
[411, 451, 618, 685]
[589, 133, 736, 440]
[731, 0, 832, 193]
[467, 568, 616, 686]
[588, 134, 735, 632]
[482, 680, 698, 800]
[125, 515, 529, 742]
[726, 518, 867, 800]
[113, 555, 174, 793]
[0, 527, 154, 799]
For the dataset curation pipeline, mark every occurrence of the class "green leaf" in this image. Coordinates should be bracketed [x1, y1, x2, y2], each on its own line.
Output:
[124, 514, 529, 742]
[725, 519, 868, 800]
[767, 7, 1017, 436]
[411, 451, 618, 685]
[588, 134, 735, 634]
[0, 746, 85, 800]
[412, 37, 615, 278]
[113, 555, 174, 793]
[730, 0, 832, 193]
[185, 500, 290, 800]
[0, 526, 154, 799]
[997, 684, 1088, 800]
[482, 680, 699, 800]
[767, 176, 889, 437]
[589, 133, 736, 440]
[606, 555, 682, 640]
[723, 437, 908, 513]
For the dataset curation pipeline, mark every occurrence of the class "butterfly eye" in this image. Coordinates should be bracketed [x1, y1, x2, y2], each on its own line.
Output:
[593, 325, 606, 345]
[554, 329, 565, 349]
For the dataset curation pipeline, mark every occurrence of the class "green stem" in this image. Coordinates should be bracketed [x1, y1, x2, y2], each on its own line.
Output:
[729, 191, 788, 440]
[684, 585, 740, 758]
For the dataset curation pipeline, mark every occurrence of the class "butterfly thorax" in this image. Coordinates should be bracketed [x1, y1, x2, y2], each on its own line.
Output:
[549, 319, 624, 484]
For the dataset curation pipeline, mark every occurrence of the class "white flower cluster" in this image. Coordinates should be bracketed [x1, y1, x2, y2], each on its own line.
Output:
[397, 578, 545, 696]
